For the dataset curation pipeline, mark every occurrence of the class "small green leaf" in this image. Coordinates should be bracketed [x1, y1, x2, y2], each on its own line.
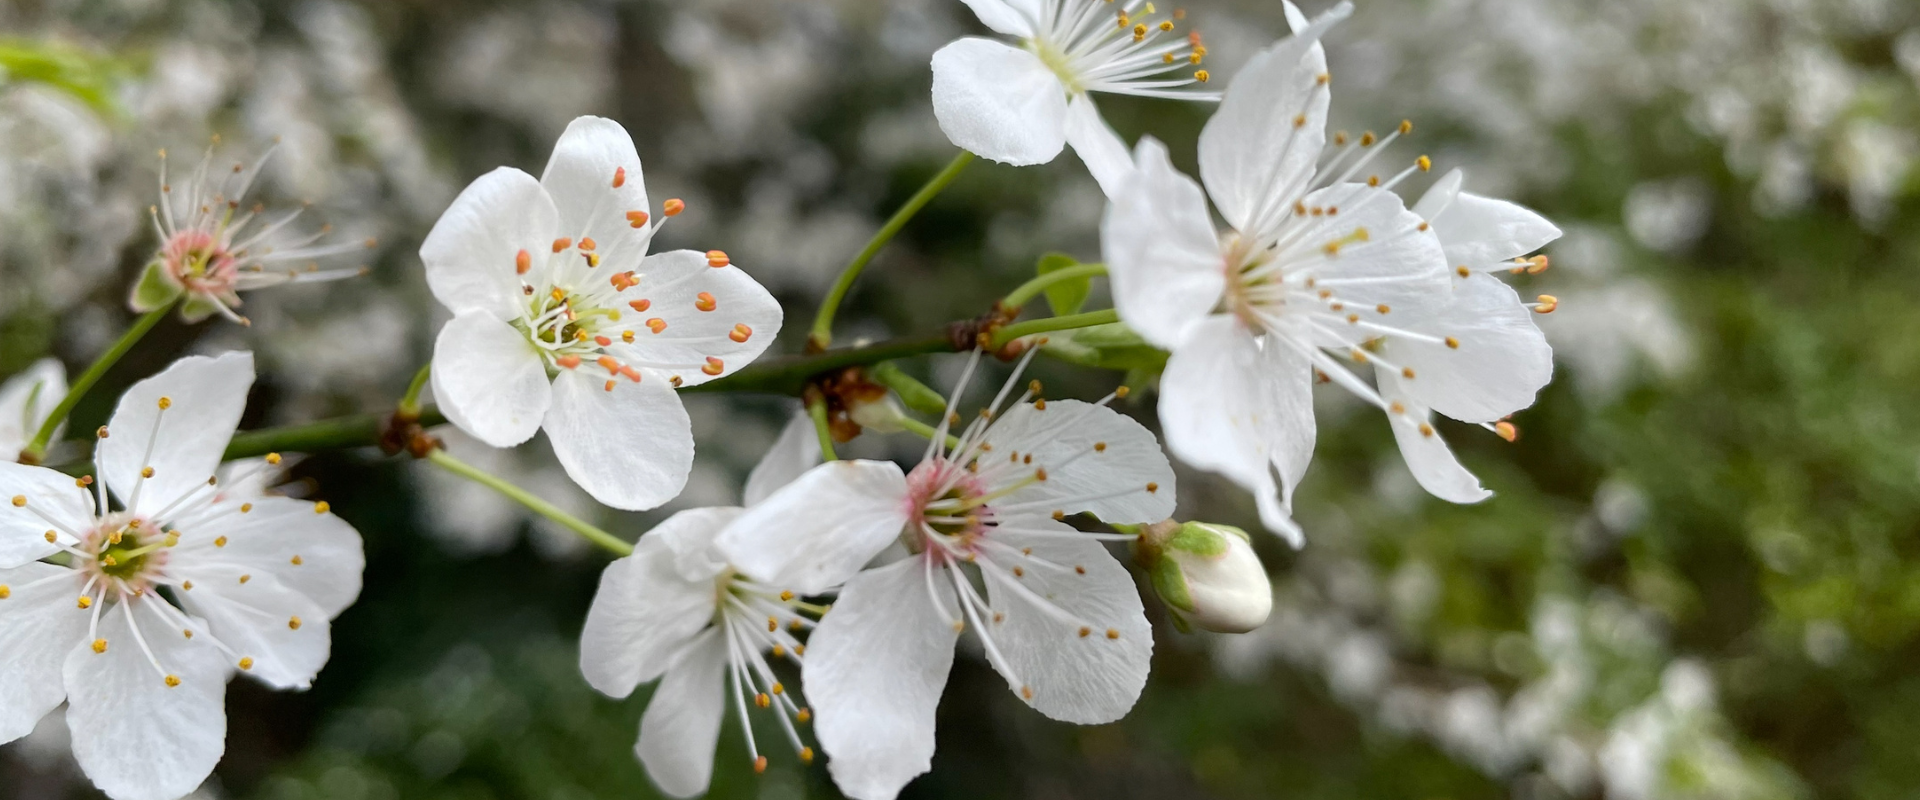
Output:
[130, 261, 183, 313]
[1035, 252, 1090, 316]
[1039, 322, 1168, 373]
[1150, 557, 1196, 614]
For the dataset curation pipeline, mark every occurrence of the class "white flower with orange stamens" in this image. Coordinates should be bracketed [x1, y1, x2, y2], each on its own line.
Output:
[932, 0, 1222, 195]
[0, 352, 364, 800]
[421, 115, 783, 511]
[0, 359, 66, 458]
[1099, 2, 1552, 543]
[578, 414, 822, 798]
[714, 351, 1174, 800]
[131, 144, 374, 325]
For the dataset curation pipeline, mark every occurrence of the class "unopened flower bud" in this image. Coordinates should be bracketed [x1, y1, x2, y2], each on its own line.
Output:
[847, 391, 908, 434]
[1134, 521, 1272, 633]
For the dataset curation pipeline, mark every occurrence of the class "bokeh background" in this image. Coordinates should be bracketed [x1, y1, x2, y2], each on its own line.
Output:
[4, 0, 1920, 797]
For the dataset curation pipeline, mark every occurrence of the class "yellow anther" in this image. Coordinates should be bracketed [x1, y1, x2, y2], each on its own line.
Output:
[772, 682, 785, 695]
[157, 396, 172, 410]
[755, 693, 771, 708]
[288, 616, 302, 630]
[0, 586, 9, 599]
[44, 531, 55, 543]
[1078, 626, 1091, 638]
[239, 657, 254, 670]
[1146, 482, 1160, 493]
[1106, 628, 1120, 639]
[1419, 423, 1435, 438]
[1159, 20, 1173, 31]
[1389, 401, 1406, 414]
[240, 503, 252, 513]
[1402, 367, 1416, 379]
[141, 467, 155, 479]
[314, 501, 330, 514]
[92, 638, 108, 654]
[754, 756, 768, 773]
[239, 574, 251, 584]
[10, 495, 24, 507]
[1399, 119, 1413, 135]
[78, 596, 92, 609]
[801, 747, 815, 764]
[1194, 69, 1210, 82]
[1133, 23, 1147, 40]
[215, 536, 228, 548]
[1445, 336, 1461, 349]
[266, 452, 283, 465]
[1417, 155, 1432, 172]
[165, 675, 181, 688]
[1360, 131, 1377, 146]
[1021, 686, 1035, 700]
[290, 555, 303, 566]
[1533, 294, 1559, 314]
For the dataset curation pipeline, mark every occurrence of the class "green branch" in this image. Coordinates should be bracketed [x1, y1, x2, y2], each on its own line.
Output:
[1003, 263, 1107, 310]
[686, 334, 956, 396]
[807, 395, 839, 462]
[22, 304, 172, 462]
[426, 449, 632, 557]
[222, 408, 446, 460]
[987, 308, 1121, 349]
[809, 151, 974, 351]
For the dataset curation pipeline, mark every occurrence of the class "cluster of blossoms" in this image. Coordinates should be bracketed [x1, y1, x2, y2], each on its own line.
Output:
[1, 1, 1565, 798]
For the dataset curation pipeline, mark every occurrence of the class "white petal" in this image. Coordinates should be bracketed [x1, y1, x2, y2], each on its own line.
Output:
[174, 570, 332, 690]
[1102, 137, 1226, 350]
[541, 116, 656, 270]
[1197, 4, 1349, 236]
[743, 411, 822, 507]
[1427, 186, 1562, 269]
[1063, 94, 1132, 198]
[65, 600, 230, 800]
[977, 400, 1174, 524]
[1286, 183, 1451, 322]
[606, 249, 784, 388]
[807, 556, 957, 800]
[1375, 367, 1491, 503]
[1410, 167, 1463, 221]
[544, 368, 692, 511]
[168, 495, 365, 619]
[714, 460, 910, 596]
[931, 38, 1069, 167]
[1386, 272, 1552, 423]
[1160, 317, 1314, 545]
[636, 629, 728, 799]
[0, 462, 91, 567]
[957, 0, 1037, 36]
[99, 352, 254, 519]
[982, 518, 1150, 724]
[0, 563, 84, 743]
[650, 506, 742, 583]
[431, 311, 553, 448]
[0, 358, 66, 456]
[579, 532, 720, 697]
[421, 167, 558, 318]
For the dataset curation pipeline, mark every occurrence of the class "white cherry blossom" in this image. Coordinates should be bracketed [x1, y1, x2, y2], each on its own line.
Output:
[714, 353, 1175, 800]
[0, 359, 66, 457]
[578, 413, 821, 797]
[422, 115, 783, 511]
[1100, 3, 1552, 543]
[131, 146, 373, 325]
[933, 0, 1221, 195]
[0, 352, 364, 800]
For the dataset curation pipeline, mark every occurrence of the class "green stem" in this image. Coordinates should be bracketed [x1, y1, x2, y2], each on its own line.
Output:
[22, 304, 172, 462]
[398, 364, 432, 417]
[807, 395, 839, 462]
[896, 416, 960, 450]
[1002, 263, 1107, 310]
[987, 308, 1121, 349]
[222, 407, 446, 460]
[809, 151, 975, 351]
[685, 334, 955, 396]
[425, 448, 632, 557]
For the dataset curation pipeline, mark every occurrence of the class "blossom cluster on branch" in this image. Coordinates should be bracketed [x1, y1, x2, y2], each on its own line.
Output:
[0, 2, 1566, 799]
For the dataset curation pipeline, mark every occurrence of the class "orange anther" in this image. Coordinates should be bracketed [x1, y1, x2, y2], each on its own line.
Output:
[729, 323, 753, 343]
[702, 357, 724, 376]
[557, 355, 581, 369]
[551, 238, 571, 253]
[610, 271, 638, 290]
[604, 380, 617, 392]
[695, 292, 717, 312]
[629, 298, 651, 312]
[1495, 421, 1519, 442]
[515, 249, 531, 275]
[662, 198, 684, 217]
[612, 167, 626, 188]
[706, 250, 729, 268]
[597, 356, 620, 374]
[647, 318, 667, 334]
[594, 335, 612, 346]
[620, 366, 643, 382]
[626, 210, 650, 228]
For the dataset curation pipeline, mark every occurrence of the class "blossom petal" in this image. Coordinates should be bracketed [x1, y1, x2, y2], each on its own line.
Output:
[977, 400, 1175, 524]
[174, 570, 332, 690]
[807, 556, 957, 800]
[931, 37, 1069, 167]
[1160, 317, 1314, 545]
[605, 249, 784, 388]
[541, 116, 656, 272]
[743, 411, 821, 507]
[1198, 2, 1349, 236]
[432, 311, 553, 448]
[1102, 137, 1225, 350]
[1063, 93, 1133, 198]
[982, 518, 1150, 724]
[580, 530, 721, 696]
[715, 460, 910, 596]
[1415, 169, 1562, 269]
[636, 628, 728, 799]
[0, 358, 66, 456]
[99, 352, 253, 519]
[0, 562, 84, 744]
[544, 368, 692, 511]
[65, 601, 230, 800]
[1386, 273, 1552, 423]
[651, 506, 741, 584]
[957, 0, 1037, 36]
[421, 166, 558, 318]
[1375, 367, 1491, 503]
[0, 462, 91, 567]
[169, 495, 365, 619]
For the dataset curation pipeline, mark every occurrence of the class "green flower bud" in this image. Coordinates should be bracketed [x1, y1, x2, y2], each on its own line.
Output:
[1135, 521, 1272, 633]
[130, 259, 185, 313]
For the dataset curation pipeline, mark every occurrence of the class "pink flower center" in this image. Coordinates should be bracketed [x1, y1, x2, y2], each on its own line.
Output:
[162, 230, 238, 293]
[81, 512, 168, 591]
